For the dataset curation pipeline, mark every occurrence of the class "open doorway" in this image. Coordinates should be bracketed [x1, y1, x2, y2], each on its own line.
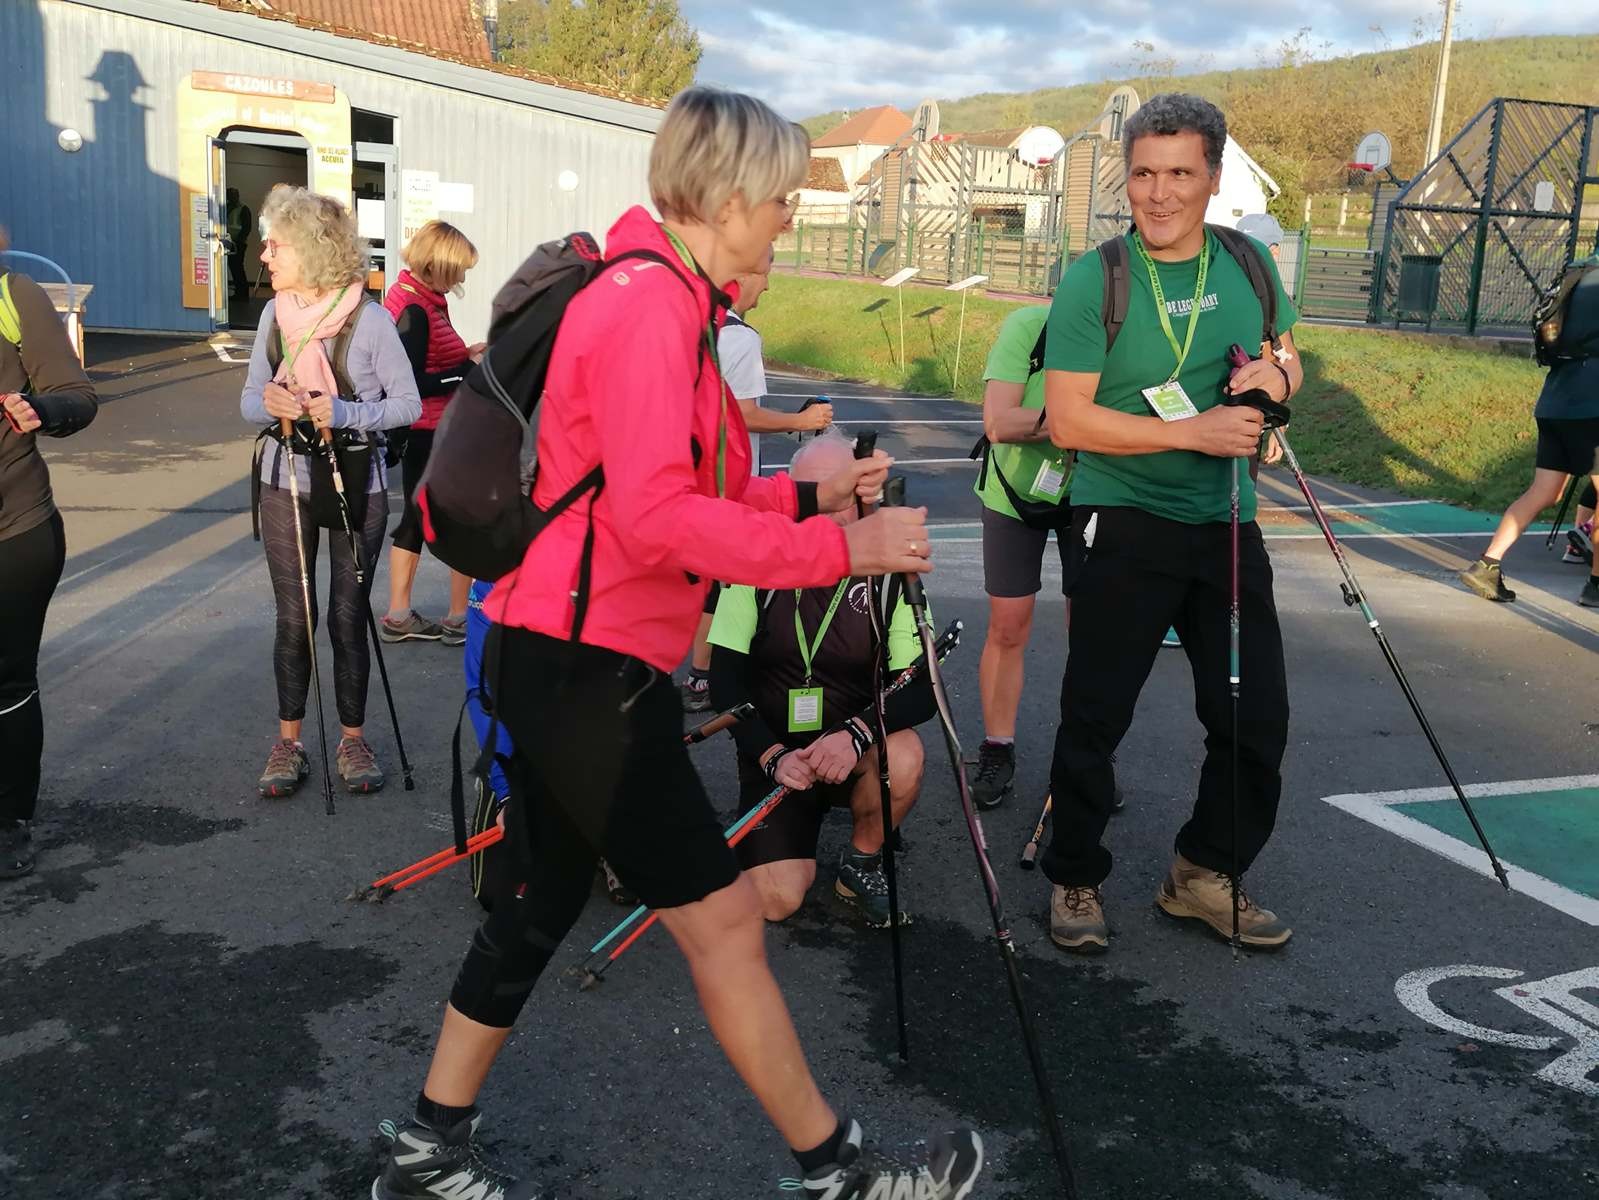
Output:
[354, 107, 399, 300]
[222, 129, 310, 329]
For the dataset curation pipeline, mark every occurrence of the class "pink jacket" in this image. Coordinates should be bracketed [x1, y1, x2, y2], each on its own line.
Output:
[484, 207, 851, 672]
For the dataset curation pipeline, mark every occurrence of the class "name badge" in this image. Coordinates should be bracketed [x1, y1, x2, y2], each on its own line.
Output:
[1031, 458, 1067, 500]
[1141, 380, 1200, 422]
[788, 687, 823, 733]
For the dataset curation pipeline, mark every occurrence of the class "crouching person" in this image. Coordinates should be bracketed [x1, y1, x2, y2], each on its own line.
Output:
[708, 432, 933, 927]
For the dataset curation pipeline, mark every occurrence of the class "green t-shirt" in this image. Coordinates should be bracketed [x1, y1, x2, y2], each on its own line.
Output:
[973, 305, 1072, 520]
[1043, 230, 1298, 525]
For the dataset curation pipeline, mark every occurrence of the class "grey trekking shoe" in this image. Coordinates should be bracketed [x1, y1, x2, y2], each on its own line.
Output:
[374, 1113, 549, 1200]
[337, 736, 386, 793]
[1050, 884, 1108, 954]
[1580, 576, 1599, 608]
[971, 740, 1015, 810]
[440, 614, 468, 647]
[1459, 558, 1516, 602]
[258, 738, 309, 798]
[796, 1119, 984, 1200]
[379, 611, 446, 642]
[0, 820, 35, 880]
[835, 848, 912, 928]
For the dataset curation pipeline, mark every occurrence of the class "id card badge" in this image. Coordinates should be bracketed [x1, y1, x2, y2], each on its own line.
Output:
[1141, 380, 1200, 422]
[788, 687, 823, 733]
[1031, 457, 1067, 501]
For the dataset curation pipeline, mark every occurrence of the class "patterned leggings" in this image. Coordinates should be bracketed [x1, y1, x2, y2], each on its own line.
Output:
[258, 485, 387, 728]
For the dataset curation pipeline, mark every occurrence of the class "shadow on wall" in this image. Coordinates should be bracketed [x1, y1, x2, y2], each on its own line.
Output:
[1, 2, 191, 332]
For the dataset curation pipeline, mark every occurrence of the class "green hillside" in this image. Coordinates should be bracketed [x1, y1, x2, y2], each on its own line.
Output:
[800, 34, 1599, 219]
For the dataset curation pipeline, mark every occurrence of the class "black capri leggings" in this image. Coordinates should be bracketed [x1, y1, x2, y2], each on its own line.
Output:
[0, 513, 67, 823]
[390, 428, 433, 555]
[258, 485, 387, 728]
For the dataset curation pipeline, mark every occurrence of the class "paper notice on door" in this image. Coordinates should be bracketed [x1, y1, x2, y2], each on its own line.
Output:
[356, 198, 386, 240]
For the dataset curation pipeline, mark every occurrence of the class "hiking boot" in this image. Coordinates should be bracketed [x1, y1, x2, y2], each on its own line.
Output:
[440, 614, 468, 647]
[971, 740, 1015, 810]
[379, 611, 446, 642]
[337, 736, 386, 793]
[258, 738, 309, 798]
[1049, 884, 1108, 954]
[834, 848, 911, 928]
[1156, 853, 1293, 949]
[1580, 576, 1599, 608]
[680, 672, 711, 713]
[0, 820, 35, 880]
[374, 1113, 550, 1200]
[1459, 558, 1516, 602]
[795, 1118, 983, 1200]
[1562, 524, 1592, 566]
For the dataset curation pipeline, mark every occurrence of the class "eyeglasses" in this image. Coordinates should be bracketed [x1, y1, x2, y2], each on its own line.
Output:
[263, 238, 285, 258]
[777, 194, 801, 215]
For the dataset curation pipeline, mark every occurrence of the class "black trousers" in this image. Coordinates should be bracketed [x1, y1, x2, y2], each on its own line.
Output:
[0, 513, 67, 822]
[1043, 505, 1289, 888]
[389, 427, 433, 555]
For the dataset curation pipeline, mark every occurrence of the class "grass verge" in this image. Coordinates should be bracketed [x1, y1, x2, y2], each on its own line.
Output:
[759, 271, 1551, 512]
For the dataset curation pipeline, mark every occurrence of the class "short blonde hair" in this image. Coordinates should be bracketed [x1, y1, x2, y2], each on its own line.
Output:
[649, 87, 809, 224]
[259, 187, 366, 291]
[402, 220, 479, 292]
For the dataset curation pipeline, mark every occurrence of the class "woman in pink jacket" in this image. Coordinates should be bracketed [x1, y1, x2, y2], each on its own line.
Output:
[373, 89, 986, 1200]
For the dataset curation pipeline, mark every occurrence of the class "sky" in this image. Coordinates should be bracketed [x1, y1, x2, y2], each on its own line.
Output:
[683, 0, 1599, 121]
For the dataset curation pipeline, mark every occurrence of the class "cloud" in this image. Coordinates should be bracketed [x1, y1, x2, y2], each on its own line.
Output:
[682, 0, 1599, 119]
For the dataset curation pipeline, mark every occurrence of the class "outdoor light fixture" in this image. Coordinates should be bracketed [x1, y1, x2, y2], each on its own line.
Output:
[557, 170, 579, 192]
[58, 128, 84, 153]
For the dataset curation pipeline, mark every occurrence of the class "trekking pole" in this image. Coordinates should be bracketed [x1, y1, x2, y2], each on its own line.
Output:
[855, 430, 910, 1064]
[882, 476, 1079, 1200]
[569, 626, 962, 989]
[279, 419, 338, 816]
[313, 415, 415, 791]
[1223, 351, 1250, 959]
[1226, 373, 1511, 891]
[1546, 473, 1580, 550]
[351, 700, 759, 903]
[1019, 793, 1051, 869]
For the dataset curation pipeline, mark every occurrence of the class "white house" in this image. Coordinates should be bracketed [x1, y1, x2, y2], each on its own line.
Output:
[1207, 138, 1281, 227]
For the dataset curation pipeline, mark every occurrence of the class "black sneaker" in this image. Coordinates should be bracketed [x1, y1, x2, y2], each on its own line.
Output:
[834, 848, 911, 928]
[1580, 576, 1599, 608]
[796, 1119, 984, 1199]
[1459, 558, 1516, 602]
[374, 1113, 548, 1200]
[0, 819, 35, 880]
[971, 740, 1015, 810]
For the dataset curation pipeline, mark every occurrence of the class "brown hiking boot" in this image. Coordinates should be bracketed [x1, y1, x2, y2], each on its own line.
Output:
[336, 735, 386, 794]
[1049, 884, 1108, 954]
[1156, 853, 1292, 949]
[258, 738, 309, 798]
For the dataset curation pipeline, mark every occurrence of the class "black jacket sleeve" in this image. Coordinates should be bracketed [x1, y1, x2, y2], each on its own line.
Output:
[709, 644, 785, 762]
[393, 304, 469, 396]
[11, 273, 97, 436]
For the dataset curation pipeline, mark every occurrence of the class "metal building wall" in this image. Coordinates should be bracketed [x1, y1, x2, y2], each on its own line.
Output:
[1, 0, 661, 335]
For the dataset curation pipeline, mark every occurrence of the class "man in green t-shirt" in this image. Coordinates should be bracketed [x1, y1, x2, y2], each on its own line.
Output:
[969, 304, 1074, 809]
[1038, 94, 1304, 955]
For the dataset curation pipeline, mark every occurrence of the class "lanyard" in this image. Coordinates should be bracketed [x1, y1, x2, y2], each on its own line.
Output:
[279, 284, 350, 382]
[660, 227, 728, 498]
[1131, 232, 1209, 382]
[794, 581, 849, 684]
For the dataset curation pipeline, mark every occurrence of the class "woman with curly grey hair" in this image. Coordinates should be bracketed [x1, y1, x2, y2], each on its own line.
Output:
[239, 188, 420, 799]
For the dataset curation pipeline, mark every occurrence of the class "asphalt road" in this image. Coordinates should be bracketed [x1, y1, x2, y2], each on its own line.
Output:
[3, 336, 1597, 1199]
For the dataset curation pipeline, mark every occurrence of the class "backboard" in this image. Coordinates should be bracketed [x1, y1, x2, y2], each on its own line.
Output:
[1354, 131, 1393, 172]
[912, 98, 941, 141]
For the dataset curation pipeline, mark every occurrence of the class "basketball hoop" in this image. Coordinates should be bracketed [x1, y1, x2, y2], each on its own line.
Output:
[1346, 162, 1375, 189]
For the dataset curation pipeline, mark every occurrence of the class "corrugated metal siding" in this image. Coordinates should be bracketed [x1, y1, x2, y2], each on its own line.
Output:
[3, 1, 656, 334]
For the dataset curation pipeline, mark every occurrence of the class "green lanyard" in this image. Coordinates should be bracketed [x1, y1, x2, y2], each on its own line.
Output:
[1131, 232, 1209, 382]
[661, 227, 728, 498]
[794, 581, 849, 684]
[278, 284, 350, 383]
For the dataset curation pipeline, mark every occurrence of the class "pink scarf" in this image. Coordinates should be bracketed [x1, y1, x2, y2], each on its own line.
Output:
[272, 284, 365, 400]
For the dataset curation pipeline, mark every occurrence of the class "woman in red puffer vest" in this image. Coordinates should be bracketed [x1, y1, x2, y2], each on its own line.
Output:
[380, 221, 483, 647]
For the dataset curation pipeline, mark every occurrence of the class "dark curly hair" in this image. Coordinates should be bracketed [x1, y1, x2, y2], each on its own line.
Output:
[1123, 93, 1227, 175]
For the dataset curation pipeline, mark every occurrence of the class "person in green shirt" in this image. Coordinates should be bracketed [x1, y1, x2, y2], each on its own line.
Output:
[969, 304, 1074, 809]
[1038, 93, 1303, 955]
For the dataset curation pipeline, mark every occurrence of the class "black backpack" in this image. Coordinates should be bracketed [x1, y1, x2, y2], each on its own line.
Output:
[1533, 256, 1599, 367]
[967, 225, 1283, 529]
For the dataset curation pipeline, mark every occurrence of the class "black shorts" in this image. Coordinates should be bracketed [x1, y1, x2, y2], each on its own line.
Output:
[1534, 417, 1599, 477]
[981, 505, 1069, 598]
[493, 628, 739, 910]
[732, 750, 852, 869]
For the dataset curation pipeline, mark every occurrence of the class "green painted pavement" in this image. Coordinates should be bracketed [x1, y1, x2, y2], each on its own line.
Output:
[1393, 787, 1599, 898]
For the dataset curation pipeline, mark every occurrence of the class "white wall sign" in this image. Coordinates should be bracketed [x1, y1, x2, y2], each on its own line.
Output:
[400, 169, 439, 244]
[1533, 180, 1556, 211]
[437, 181, 475, 214]
[356, 198, 386, 240]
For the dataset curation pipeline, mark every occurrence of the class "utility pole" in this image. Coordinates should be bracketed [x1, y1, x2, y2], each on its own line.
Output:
[1423, 0, 1457, 165]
